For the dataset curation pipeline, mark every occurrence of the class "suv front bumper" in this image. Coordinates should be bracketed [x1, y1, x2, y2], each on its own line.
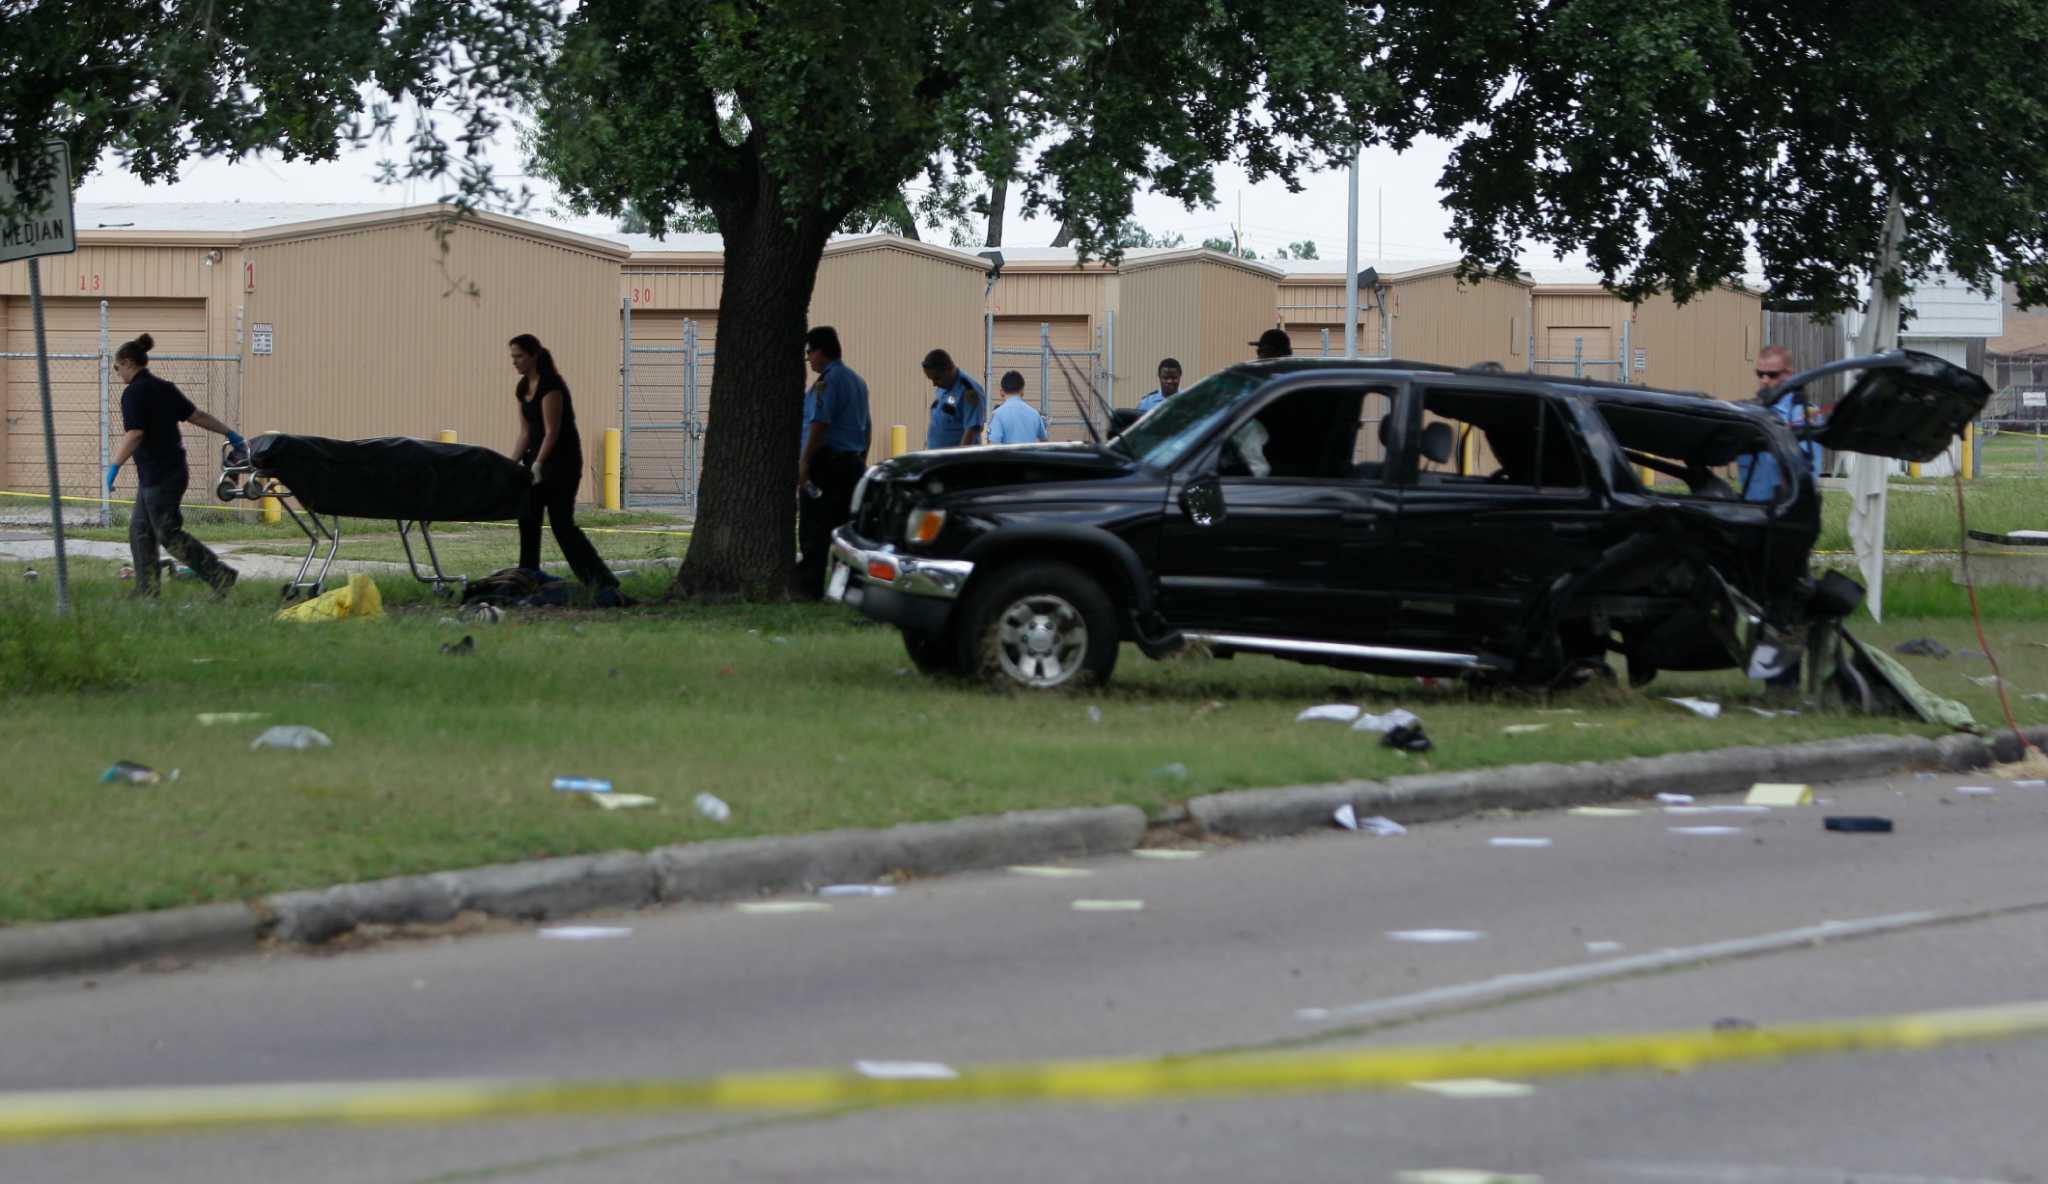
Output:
[828, 526, 974, 635]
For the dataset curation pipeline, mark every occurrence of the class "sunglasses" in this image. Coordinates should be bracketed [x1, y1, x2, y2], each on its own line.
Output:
[1755, 368, 1788, 379]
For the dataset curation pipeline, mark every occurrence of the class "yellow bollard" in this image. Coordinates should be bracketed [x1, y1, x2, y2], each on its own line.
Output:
[602, 427, 622, 511]
[890, 424, 909, 457]
[261, 495, 280, 525]
[1460, 431, 1478, 476]
[1962, 422, 1975, 480]
[1909, 461, 1922, 479]
[436, 429, 457, 444]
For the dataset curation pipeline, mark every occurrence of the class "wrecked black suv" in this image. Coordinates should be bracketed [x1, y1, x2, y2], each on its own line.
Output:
[827, 352, 1987, 702]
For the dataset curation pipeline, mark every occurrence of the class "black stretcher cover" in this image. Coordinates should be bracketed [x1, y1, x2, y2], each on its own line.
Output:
[247, 434, 531, 521]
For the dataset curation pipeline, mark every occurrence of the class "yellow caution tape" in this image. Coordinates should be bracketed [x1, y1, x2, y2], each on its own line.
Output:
[3, 999, 2047, 1142]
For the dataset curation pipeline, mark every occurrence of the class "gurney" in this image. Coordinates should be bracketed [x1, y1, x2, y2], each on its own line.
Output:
[216, 433, 531, 601]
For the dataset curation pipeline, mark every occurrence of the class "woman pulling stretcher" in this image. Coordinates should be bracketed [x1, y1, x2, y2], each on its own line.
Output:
[506, 333, 620, 596]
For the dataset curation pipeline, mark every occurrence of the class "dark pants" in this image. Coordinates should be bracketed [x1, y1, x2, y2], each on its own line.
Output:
[797, 449, 864, 599]
[519, 467, 618, 589]
[129, 470, 233, 595]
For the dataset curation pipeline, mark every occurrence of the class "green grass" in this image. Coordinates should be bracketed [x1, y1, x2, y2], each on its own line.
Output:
[5, 557, 2042, 925]
[1817, 474, 2047, 554]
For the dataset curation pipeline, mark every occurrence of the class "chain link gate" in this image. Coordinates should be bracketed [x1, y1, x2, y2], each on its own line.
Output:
[982, 315, 1114, 442]
[1527, 323, 1634, 382]
[619, 301, 711, 514]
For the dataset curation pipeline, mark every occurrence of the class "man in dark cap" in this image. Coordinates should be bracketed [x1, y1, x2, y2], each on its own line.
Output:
[1251, 328, 1293, 360]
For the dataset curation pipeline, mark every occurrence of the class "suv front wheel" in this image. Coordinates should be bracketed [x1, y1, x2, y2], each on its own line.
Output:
[958, 560, 1120, 690]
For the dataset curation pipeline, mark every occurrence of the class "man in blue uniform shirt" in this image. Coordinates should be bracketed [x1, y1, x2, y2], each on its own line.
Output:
[986, 370, 1049, 444]
[798, 326, 871, 599]
[1735, 345, 1821, 502]
[1136, 358, 1183, 414]
[921, 349, 986, 449]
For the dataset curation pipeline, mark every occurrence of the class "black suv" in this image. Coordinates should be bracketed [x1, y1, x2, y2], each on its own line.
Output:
[828, 353, 1985, 694]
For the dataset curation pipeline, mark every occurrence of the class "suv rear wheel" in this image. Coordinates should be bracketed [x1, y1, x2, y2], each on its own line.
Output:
[959, 560, 1119, 690]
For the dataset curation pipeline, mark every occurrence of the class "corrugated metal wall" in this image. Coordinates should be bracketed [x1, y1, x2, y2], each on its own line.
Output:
[242, 216, 625, 502]
[808, 242, 984, 462]
[1388, 272, 1530, 368]
[1533, 285, 1763, 398]
[1196, 259, 1282, 376]
[1275, 277, 1390, 356]
[1116, 260, 1204, 384]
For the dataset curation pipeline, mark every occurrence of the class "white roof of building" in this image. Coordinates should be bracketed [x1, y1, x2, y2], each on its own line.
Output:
[75, 202, 404, 233]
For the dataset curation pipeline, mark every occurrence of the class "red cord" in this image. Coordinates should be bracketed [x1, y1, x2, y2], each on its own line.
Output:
[1952, 467, 2030, 752]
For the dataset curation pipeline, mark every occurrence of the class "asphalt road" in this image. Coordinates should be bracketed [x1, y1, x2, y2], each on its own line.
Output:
[7, 769, 2048, 1183]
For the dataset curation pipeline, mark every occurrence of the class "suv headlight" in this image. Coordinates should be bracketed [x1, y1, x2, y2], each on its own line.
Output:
[906, 507, 947, 545]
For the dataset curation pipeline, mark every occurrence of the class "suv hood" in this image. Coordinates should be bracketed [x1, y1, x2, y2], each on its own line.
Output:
[1803, 350, 1992, 463]
[876, 441, 1135, 488]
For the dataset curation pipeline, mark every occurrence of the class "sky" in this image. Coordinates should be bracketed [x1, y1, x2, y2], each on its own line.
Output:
[74, 118, 1529, 270]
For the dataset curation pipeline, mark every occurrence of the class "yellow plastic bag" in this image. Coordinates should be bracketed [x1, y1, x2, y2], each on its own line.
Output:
[275, 573, 385, 623]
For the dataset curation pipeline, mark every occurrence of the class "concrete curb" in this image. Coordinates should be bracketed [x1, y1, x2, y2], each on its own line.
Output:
[8, 729, 2045, 983]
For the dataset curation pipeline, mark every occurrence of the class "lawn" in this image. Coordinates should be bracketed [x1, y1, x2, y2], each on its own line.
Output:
[4, 558, 2043, 926]
[1816, 472, 2046, 553]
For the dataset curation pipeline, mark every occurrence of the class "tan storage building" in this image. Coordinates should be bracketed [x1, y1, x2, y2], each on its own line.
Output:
[985, 253, 1115, 433]
[1275, 262, 1533, 368]
[1532, 280, 1764, 399]
[1118, 248, 1283, 388]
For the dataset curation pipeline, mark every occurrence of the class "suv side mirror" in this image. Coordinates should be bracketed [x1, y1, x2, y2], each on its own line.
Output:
[1180, 476, 1225, 526]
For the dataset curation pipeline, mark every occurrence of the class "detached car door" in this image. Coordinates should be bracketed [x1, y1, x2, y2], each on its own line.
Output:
[1155, 379, 1401, 641]
[1388, 382, 1605, 655]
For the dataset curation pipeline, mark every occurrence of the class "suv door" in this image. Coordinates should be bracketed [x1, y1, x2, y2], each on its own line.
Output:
[1387, 382, 1605, 655]
[1155, 381, 1403, 641]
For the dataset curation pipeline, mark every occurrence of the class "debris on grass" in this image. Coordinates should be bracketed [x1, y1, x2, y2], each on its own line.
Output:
[1663, 697, 1722, 719]
[1501, 723, 1551, 736]
[250, 725, 333, 751]
[1152, 762, 1190, 782]
[1297, 704, 1363, 724]
[1334, 804, 1406, 836]
[99, 760, 177, 785]
[439, 635, 475, 656]
[1352, 708, 1420, 735]
[693, 791, 732, 822]
[195, 712, 267, 726]
[552, 776, 613, 794]
[586, 793, 657, 811]
[1086, 705, 1102, 723]
[1895, 638, 1950, 658]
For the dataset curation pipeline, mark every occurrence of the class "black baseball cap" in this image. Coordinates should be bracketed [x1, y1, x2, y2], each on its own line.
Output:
[1250, 328, 1293, 357]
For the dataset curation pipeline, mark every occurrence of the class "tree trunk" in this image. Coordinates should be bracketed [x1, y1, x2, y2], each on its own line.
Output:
[1049, 218, 1073, 248]
[984, 177, 1007, 247]
[671, 209, 832, 601]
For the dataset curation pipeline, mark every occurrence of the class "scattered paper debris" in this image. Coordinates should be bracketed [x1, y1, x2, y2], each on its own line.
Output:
[2026, 693, 2048, 703]
[195, 712, 267, 726]
[250, 725, 332, 751]
[439, 634, 475, 657]
[1298, 704, 1364, 724]
[1071, 899, 1145, 912]
[99, 761, 177, 786]
[735, 901, 831, 914]
[1488, 837, 1552, 848]
[466, 603, 504, 624]
[1745, 782, 1813, 806]
[1152, 762, 1190, 782]
[1745, 643, 1792, 681]
[1956, 785, 1996, 796]
[2015, 779, 2047, 789]
[693, 792, 732, 822]
[1131, 849, 1204, 860]
[1744, 706, 1798, 719]
[538, 926, 632, 940]
[1192, 699, 1226, 720]
[1825, 816, 1895, 833]
[1009, 865, 1093, 878]
[1569, 806, 1638, 817]
[818, 884, 898, 897]
[1501, 724, 1551, 736]
[1573, 722, 1606, 730]
[1410, 1079, 1535, 1099]
[1968, 674, 2005, 688]
[853, 1060, 957, 1080]
[1584, 941, 1624, 954]
[1665, 804, 1770, 815]
[552, 777, 612, 794]
[1395, 1172, 1542, 1184]
[586, 793, 657, 811]
[1334, 804, 1406, 835]
[1352, 708, 1421, 734]
[1656, 793, 1695, 804]
[1663, 697, 1722, 719]
[1086, 705, 1102, 723]
[1387, 929, 1485, 943]
[1668, 825, 1741, 836]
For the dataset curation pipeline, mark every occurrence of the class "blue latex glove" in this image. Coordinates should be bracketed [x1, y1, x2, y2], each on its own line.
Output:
[225, 430, 246, 450]
[105, 462, 120, 491]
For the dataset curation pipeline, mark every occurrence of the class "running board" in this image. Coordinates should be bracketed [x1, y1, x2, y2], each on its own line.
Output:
[1182, 632, 1499, 670]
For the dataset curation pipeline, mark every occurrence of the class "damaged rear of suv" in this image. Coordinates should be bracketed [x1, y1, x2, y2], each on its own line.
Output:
[826, 350, 1987, 716]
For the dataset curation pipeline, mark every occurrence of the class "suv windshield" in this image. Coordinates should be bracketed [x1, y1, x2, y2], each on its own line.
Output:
[1112, 371, 1262, 467]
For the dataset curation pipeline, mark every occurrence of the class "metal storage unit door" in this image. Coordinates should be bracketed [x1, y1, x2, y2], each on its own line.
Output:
[621, 309, 715, 505]
[991, 314, 1092, 441]
[5, 296, 205, 496]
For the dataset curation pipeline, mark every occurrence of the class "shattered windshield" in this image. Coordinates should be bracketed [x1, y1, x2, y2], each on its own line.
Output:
[1111, 371, 1262, 468]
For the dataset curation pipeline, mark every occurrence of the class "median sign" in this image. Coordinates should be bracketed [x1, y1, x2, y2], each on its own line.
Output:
[0, 142, 77, 263]
[3, 142, 79, 613]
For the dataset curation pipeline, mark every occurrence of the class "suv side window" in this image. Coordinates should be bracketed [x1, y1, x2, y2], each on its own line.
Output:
[1415, 387, 1586, 491]
[1216, 386, 1390, 481]
[1592, 402, 1781, 502]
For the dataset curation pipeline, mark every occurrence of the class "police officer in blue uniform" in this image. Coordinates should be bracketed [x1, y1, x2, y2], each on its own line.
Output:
[1136, 358, 1183, 414]
[798, 326, 871, 599]
[986, 370, 1050, 444]
[921, 349, 986, 449]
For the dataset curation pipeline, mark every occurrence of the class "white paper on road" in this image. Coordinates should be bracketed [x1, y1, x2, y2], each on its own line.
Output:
[818, 884, 898, 897]
[1584, 941, 1624, 954]
[1070, 899, 1145, 911]
[1488, 837, 1552, 848]
[1957, 785, 1997, 796]
[1297, 703, 1363, 723]
[2014, 780, 2047, 789]
[735, 901, 832, 914]
[1352, 708, 1421, 734]
[1569, 806, 1639, 817]
[1335, 804, 1407, 836]
[1663, 697, 1723, 719]
[1656, 793, 1695, 804]
[1665, 805, 1770, 815]
[1409, 1078, 1536, 1099]
[1009, 865, 1093, 878]
[1131, 849, 1204, 860]
[853, 1060, 958, 1080]
[537, 926, 633, 940]
[1669, 825, 1742, 836]
[1396, 1169, 1542, 1184]
[1388, 929, 1486, 943]
[1746, 782, 1813, 806]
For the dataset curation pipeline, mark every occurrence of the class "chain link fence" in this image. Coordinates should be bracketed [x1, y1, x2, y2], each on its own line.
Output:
[619, 306, 709, 514]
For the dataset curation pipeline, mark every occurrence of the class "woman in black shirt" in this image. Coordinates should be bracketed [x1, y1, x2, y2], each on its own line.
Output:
[508, 334, 618, 592]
